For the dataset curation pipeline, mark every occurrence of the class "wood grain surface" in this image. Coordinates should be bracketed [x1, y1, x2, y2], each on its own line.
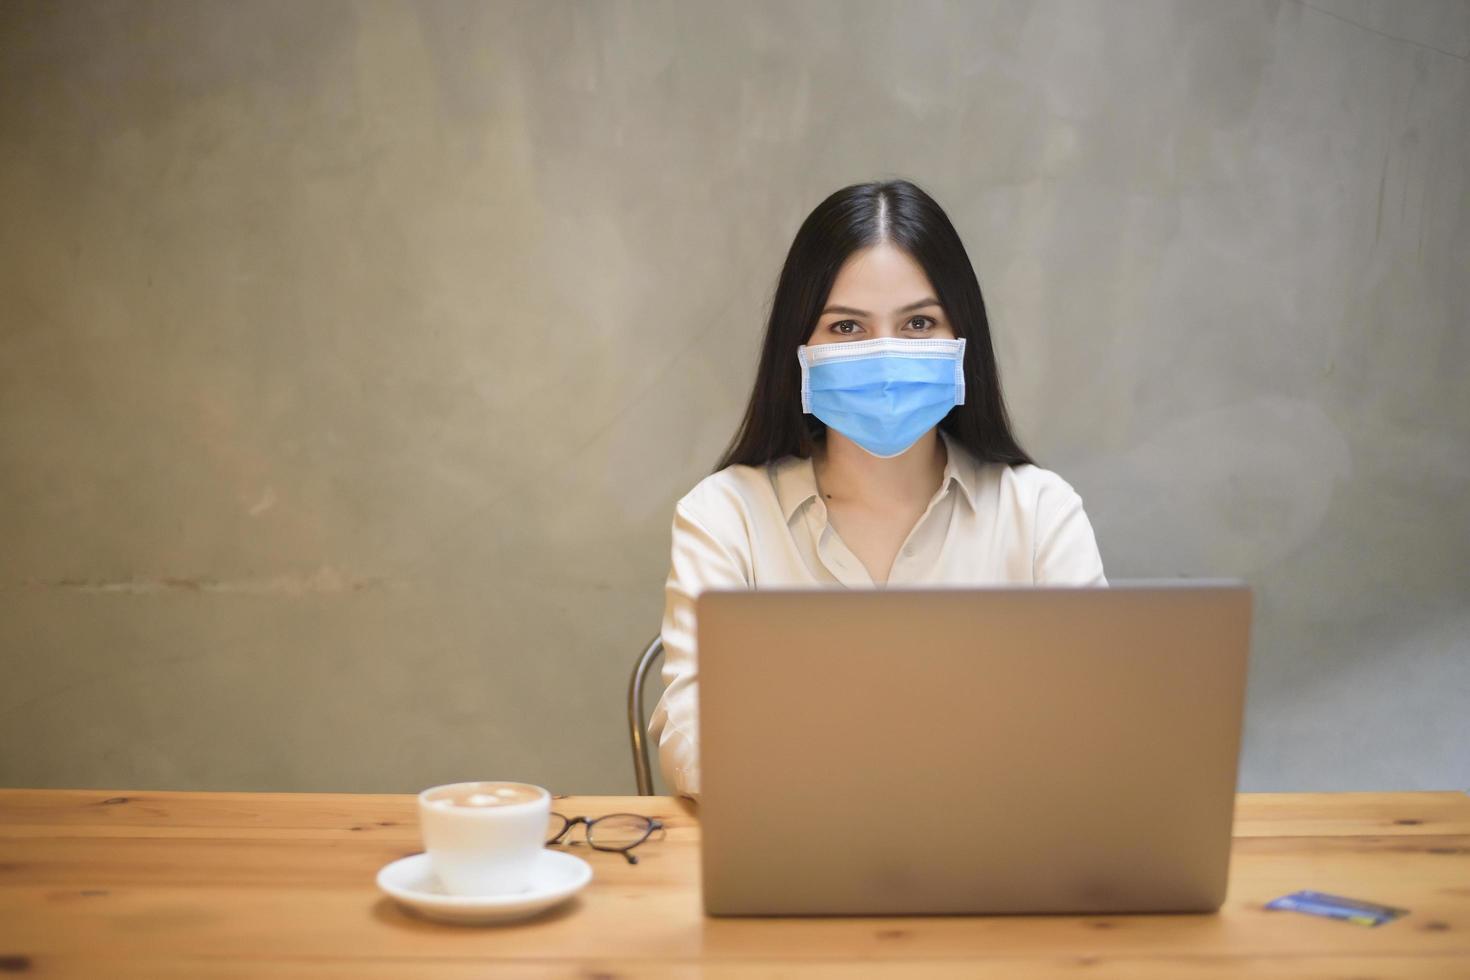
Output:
[2, 789, 1467, 978]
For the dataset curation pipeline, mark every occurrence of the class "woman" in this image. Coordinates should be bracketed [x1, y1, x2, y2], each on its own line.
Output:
[647, 179, 1107, 801]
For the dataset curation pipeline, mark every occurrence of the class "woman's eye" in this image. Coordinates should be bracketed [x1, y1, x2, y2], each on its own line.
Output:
[906, 316, 935, 330]
[831, 321, 861, 335]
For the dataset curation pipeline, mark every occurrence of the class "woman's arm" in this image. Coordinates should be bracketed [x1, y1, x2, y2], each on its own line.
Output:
[1033, 476, 1108, 586]
[647, 497, 751, 800]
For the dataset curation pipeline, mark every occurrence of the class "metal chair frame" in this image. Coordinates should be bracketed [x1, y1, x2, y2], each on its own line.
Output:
[627, 634, 665, 796]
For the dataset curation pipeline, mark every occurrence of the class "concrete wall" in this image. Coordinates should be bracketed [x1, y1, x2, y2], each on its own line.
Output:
[1, 0, 1466, 795]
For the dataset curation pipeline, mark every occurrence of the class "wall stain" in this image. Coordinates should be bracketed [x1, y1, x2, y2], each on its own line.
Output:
[10, 567, 391, 596]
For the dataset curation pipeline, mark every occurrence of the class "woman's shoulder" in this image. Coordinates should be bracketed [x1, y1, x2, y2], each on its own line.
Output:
[969, 455, 1087, 512]
[941, 431, 1081, 506]
[998, 460, 1081, 495]
[673, 459, 780, 527]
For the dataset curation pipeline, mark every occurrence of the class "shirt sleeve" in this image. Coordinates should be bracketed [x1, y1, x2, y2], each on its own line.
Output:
[1033, 477, 1108, 586]
[646, 497, 751, 801]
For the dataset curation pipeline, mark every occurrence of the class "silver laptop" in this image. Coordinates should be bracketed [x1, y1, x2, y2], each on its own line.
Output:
[695, 580, 1252, 916]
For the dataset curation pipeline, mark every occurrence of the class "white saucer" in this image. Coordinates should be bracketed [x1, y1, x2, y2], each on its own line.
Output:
[376, 850, 592, 925]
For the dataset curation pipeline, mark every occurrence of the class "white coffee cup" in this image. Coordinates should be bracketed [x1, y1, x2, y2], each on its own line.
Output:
[417, 781, 552, 896]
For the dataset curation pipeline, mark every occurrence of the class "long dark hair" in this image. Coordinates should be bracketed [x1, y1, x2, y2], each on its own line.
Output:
[715, 179, 1034, 472]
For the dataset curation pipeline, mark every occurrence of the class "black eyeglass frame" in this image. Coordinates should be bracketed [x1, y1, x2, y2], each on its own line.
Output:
[546, 811, 664, 865]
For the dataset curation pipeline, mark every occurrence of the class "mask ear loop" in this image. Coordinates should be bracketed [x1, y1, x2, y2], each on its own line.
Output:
[954, 337, 967, 406]
[797, 345, 814, 413]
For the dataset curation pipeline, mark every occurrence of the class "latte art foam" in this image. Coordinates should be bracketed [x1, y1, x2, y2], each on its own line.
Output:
[424, 782, 543, 809]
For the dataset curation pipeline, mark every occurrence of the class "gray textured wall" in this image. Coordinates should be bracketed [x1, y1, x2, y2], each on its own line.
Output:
[1, 0, 1466, 795]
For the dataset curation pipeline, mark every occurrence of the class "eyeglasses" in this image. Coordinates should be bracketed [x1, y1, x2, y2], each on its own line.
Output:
[546, 811, 664, 864]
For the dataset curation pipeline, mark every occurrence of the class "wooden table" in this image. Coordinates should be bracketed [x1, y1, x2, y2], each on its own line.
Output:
[2, 789, 1468, 978]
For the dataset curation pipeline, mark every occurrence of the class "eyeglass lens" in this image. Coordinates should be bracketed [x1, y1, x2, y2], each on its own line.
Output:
[547, 812, 659, 851]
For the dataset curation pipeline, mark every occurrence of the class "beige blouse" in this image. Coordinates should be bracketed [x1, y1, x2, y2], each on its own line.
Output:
[647, 428, 1109, 800]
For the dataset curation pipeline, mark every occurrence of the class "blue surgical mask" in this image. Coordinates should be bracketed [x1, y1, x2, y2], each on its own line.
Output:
[797, 337, 967, 458]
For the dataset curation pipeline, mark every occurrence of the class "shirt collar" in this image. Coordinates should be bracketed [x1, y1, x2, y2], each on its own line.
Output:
[772, 428, 980, 523]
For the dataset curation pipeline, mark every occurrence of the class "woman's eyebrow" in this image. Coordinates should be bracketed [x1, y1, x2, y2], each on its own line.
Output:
[821, 297, 942, 316]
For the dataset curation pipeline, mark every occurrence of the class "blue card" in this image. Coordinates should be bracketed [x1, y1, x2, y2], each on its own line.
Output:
[1265, 890, 1408, 927]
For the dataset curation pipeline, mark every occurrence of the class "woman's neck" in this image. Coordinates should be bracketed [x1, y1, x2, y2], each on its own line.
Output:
[812, 429, 947, 509]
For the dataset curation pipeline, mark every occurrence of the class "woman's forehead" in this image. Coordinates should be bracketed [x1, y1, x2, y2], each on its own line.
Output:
[827, 244, 939, 309]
